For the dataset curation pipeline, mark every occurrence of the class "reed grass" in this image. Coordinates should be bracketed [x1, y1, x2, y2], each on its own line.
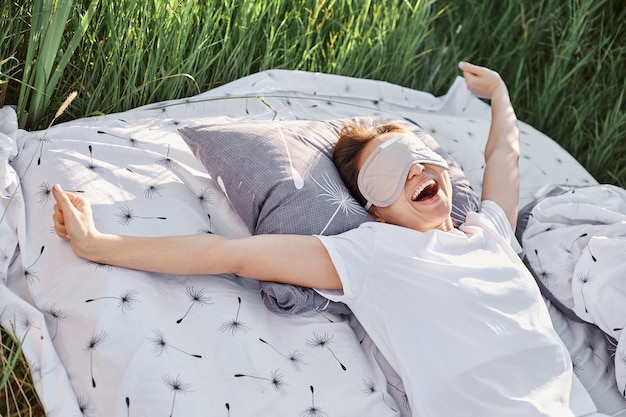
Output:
[1, 0, 625, 414]
[3, 0, 622, 185]
[1, 327, 45, 417]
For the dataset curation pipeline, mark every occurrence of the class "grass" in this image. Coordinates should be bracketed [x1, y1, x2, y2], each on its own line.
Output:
[1, 328, 44, 417]
[1, 0, 625, 415]
[3, 0, 623, 186]
[2, 1, 625, 186]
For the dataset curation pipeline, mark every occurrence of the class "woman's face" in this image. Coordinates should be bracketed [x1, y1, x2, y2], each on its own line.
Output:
[357, 132, 454, 232]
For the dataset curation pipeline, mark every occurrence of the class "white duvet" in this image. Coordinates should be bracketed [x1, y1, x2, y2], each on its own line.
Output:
[0, 69, 621, 416]
[521, 184, 626, 400]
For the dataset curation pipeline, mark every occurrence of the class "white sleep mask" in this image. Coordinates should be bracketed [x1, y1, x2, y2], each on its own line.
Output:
[357, 134, 448, 209]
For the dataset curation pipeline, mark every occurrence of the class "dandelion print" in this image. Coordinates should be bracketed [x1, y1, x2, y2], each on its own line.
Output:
[587, 244, 597, 262]
[620, 351, 626, 396]
[24, 245, 45, 284]
[180, 181, 214, 210]
[312, 172, 363, 235]
[85, 289, 140, 313]
[576, 271, 595, 313]
[32, 133, 52, 166]
[362, 378, 397, 412]
[89, 260, 116, 271]
[18, 312, 42, 339]
[276, 124, 304, 189]
[84, 330, 107, 388]
[219, 296, 250, 335]
[195, 188, 213, 210]
[163, 374, 191, 417]
[155, 144, 180, 170]
[561, 232, 588, 257]
[0, 248, 9, 272]
[306, 332, 346, 371]
[115, 204, 167, 225]
[85, 145, 105, 175]
[259, 337, 306, 372]
[605, 334, 618, 354]
[77, 394, 94, 417]
[42, 303, 66, 340]
[197, 213, 213, 234]
[234, 369, 287, 395]
[144, 182, 164, 199]
[585, 338, 609, 373]
[97, 130, 140, 148]
[150, 329, 202, 358]
[35, 182, 53, 205]
[571, 355, 583, 374]
[301, 385, 327, 417]
[533, 249, 556, 285]
[177, 286, 212, 324]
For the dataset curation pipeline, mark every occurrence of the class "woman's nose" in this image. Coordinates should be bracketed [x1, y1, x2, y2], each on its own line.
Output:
[407, 163, 424, 179]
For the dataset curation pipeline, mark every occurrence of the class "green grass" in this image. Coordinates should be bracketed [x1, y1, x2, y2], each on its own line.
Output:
[2, 0, 625, 186]
[1, 328, 45, 417]
[1, 0, 625, 414]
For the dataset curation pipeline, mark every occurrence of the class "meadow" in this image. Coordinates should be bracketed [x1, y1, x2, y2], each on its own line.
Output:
[1, 0, 625, 415]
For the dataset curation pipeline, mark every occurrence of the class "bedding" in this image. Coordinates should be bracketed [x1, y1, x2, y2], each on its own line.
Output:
[0, 69, 623, 416]
[518, 184, 626, 415]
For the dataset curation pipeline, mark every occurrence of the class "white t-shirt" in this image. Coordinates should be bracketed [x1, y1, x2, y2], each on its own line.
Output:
[316, 201, 574, 417]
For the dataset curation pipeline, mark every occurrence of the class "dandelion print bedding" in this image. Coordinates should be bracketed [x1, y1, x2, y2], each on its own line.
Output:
[1, 70, 623, 416]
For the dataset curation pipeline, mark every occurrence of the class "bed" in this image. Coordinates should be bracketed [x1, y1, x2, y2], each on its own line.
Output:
[1, 70, 625, 416]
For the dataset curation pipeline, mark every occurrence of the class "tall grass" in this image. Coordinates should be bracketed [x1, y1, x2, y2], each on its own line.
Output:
[427, 0, 626, 186]
[0, 1, 625, 414]
[1, 328, 44, 417]
[2, 0, 622, 186]
[1, 0, 97, 127]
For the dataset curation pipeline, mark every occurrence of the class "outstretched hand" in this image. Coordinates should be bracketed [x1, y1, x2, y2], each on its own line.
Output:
[458, 61, 507, 100]
[52, 184, 99, 256]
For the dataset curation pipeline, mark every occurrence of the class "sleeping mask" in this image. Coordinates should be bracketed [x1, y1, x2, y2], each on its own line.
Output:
[357, 134, 449, 210]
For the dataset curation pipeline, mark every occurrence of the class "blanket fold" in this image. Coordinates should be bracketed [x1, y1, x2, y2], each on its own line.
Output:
[260, 282, 351, 315]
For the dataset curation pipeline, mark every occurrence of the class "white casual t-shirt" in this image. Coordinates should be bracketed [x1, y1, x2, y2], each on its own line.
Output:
[316, 201, 574, 417]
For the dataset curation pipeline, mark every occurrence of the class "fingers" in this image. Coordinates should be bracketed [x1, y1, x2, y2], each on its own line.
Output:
[457, 61, 504, 100]
[52, 197, 69, 239]
[458, 61, 480, 74]
[51, 184, 79, 240]
[458, 61, 496, 80]
[52, 184, 73, 210]
[53, 202, 68, 239]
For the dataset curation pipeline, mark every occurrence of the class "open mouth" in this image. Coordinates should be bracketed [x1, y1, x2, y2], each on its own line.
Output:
[411, 179, 439, 202]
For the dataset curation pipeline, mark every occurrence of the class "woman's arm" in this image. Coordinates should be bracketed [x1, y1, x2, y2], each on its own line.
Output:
[458, 62, 520, 231]
[52, 185, 342, 290]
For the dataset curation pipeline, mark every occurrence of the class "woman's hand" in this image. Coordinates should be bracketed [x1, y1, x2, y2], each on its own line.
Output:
[52, 184, 100, 257]
[458, 61, 507, 101]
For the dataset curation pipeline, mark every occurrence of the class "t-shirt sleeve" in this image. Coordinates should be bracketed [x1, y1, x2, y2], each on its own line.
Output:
[314, 224, 377, 302]
[472, 200, 523, 254]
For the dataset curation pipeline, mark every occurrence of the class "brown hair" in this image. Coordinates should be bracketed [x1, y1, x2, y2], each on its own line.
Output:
[333, 122, 407, 207]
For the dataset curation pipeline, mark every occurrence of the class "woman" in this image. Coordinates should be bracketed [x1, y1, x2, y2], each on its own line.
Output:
[52, 62, 574, 416]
